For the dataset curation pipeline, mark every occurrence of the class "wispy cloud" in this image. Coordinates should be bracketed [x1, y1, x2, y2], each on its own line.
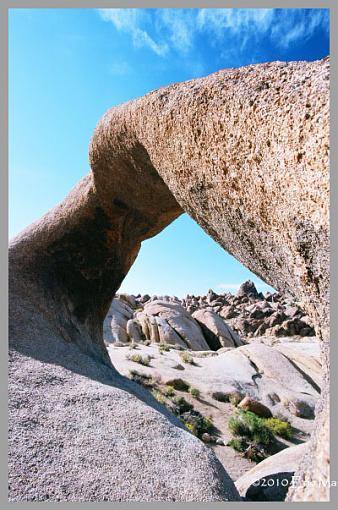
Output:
[98, 8, 329, 58]
[271, 9, 329, 49]
[98, 8, 168, 56]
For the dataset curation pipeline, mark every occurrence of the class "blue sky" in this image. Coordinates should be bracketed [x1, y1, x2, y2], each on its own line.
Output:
[9, 8, 329, 297]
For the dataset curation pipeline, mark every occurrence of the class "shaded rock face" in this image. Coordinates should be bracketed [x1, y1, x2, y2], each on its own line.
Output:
[9, 58, 329, 501]
[236, 443, 308, 501]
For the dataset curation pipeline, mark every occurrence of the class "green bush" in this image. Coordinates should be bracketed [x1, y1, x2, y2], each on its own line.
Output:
[264, 417, 293, 439]
[162, 385, 175, 397]
[180, 411, 214, 438]
[228, 410, 275, 446]
[189, 387, 200, 399]
[201, 416, 214, 434]
[126, 353, 150, 366]
[228, 414, 249, 437]
[184, 421, 198, 436]
[152, 389, 166, 404]
[227, 438, 248, 452]
[172, 396, 193, 413]
[159, 343, 171, 353]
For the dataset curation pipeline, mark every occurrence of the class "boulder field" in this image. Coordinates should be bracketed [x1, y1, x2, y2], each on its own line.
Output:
[103, 283, 315, 350]
[9, 58, 329, 501]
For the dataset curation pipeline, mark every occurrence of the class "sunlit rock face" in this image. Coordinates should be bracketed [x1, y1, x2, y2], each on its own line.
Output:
[9, 58, 329, 501]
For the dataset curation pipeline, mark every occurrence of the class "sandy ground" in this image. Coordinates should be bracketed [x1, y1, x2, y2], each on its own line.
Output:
[108, 340, 316, 482]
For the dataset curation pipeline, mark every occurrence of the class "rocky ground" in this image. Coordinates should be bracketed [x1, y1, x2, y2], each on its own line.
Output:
[104, 281, 321, 500]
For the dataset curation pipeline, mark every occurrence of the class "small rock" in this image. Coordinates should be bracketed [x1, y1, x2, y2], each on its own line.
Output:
[238, 396, 273, 418]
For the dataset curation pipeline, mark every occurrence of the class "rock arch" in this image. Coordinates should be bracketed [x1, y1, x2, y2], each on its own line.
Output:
[9, 58, 329, 501]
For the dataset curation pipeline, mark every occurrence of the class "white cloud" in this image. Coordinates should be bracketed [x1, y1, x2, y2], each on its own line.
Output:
[132, 28, 168, 56]
[197, 8, 274, 37]
[98, 8, 329, 57]
[158, 9, 195, 54]
[98, 8, 168, 56]
[98, 8, 142, 31]
[272, 9, 329, 49]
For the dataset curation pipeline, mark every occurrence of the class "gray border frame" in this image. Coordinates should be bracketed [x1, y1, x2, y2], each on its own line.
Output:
[1, 1, 336, 508]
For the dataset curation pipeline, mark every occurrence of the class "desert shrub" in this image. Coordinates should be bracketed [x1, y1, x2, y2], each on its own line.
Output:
[151, 389, 166, 405]
[159, 343, 171, 353]
[180, 411, 214, 437]
[165, 378, 189, 391]
[227, 438, 248, 452]
[128, 370, 154, 387]
[228, 414, 249, 437]
[228, 410, 275, 446]
[162, 385, 175, 397]
[172, 396, 193, 413]
[189, 387, 200, 399]
[228, 391, 244, 406]
[200, 416, 214, 434]
[126, 353, 150, 366]
[264, 417, 293, 439]
[179, 352, 196, 365]
[184, 421, 198, 436]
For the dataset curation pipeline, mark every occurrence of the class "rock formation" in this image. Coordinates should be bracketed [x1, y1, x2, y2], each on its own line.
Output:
[9, 58, 329, 501]
[103, 285, 315, 349]
[235, 443, 309, 501]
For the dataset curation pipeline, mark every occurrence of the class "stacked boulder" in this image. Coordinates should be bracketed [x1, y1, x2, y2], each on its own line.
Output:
[103, 281, 315, 350]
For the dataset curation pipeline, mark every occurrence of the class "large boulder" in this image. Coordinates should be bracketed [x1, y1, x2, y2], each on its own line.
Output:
[9, 58, 329, 501]
[237, 280, 260, 299]
[9, 348, 239, 502]
[140, 300, 210, 351]
[238, 396, 273, 418]
[236, 443, 309, 501]
[103, 298, 133, 343]
[192, 309, 243, 349]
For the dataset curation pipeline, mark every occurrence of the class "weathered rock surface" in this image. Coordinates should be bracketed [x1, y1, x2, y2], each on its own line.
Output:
[9, 58, 329, 501]
[9, 349, 238, 502]
[142, 300, 210, 350]
[108, 338, 320, 436]
[192, 309, 243, 348]
[238, 396, 273, 418]
[103, 285, 315, 351]
[103, 298, 133, 343]
[236, 443, 308, 501]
